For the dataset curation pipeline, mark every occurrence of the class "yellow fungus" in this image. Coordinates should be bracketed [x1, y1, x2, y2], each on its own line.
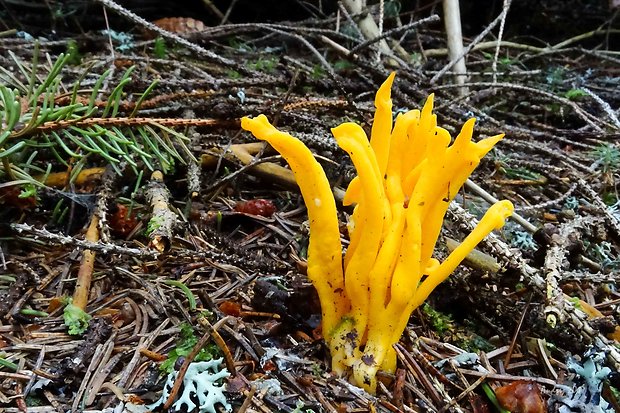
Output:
[241, 73, 513, 393]
[369, 71, 395, 177]
[240, 115, 349, 338]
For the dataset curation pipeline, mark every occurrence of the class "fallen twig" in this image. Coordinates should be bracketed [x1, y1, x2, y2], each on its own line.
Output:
[10, 223, 158, 258]
[72, 214, 100, 311]
[145, 170, 178, 253]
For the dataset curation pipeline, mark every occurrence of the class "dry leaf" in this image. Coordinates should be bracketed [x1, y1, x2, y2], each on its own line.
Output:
[495, 381, 547, 413]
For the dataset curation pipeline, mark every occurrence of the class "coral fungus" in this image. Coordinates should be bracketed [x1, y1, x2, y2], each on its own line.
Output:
[241, 73, 513, 392]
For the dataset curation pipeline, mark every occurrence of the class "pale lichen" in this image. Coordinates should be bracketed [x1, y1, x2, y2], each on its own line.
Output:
[149, 359, 231, 413]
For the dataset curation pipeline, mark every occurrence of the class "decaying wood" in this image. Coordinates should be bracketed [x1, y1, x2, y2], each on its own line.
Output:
[145, 170, 178, 252]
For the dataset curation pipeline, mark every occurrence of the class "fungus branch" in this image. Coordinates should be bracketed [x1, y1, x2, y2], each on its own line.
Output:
[241, 73, 513, 392]
[240, 115, 349, 338]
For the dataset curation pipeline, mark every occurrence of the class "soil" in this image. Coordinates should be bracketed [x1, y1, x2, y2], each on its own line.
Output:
[0, 1, 619, 412]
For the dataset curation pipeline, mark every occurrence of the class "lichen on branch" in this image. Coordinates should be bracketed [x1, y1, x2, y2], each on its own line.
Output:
[145, 170, 178, 252]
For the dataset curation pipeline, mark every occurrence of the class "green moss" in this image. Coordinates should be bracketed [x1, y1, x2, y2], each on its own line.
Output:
[248, 56, 278, 73]
[564, 88, 587, 100]
[160, 322, 220, 373]
[145, 216, 161, 236]
[65, 39, 82, 65]
[422, 303, 453, 335]
[63, 300, 91, 336]
[153, 37, 167, 59]
[19, 183, 38, 202]
[569, 296, 582, 309]
[333, 60, 355, 71]
[311, 64, 325, 80]
[26, 395, 45, 407]
[591, 143, 620, 173]
[422, 304, 494, 353]
[226, 69, 242, 79]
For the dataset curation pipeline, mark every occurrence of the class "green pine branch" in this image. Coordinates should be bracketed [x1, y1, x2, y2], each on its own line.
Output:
[0, 50, 195, 186]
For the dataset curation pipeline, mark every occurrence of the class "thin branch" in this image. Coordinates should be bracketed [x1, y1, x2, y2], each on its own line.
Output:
[492, 0, 512, 83]
[436, 81, 607, 131]
[94, 0, 240, 69]
[18, 117, 230, 137]
[72, 213, 100, 311]
[442, 0, 468, 95]
[465, 178, 537, 233]
[10, 223, 158, 258]
[582, 87, 620, 129]
[424, 40, 547, 57]
[341, 0, 393, 56]
[431, 5, 512, 84]
[349, 15, 440, 55]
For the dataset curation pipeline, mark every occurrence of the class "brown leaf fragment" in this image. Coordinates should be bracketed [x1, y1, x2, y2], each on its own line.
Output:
[495, 381, 547, 413]
[219, 300, 241, 317]
[469, 393, 493, 413]
[234, 199, 277, 217]
[263, 359, 277, 372]
[152, 17, 207, 34]
[0, 186, 37, 210]
[125, 394, 145, 405]
[109, 204, 138, 238]
[47, 296, 65, 313]
[226, 374, 250, 394]
[36, 167, 106, 188]
[297, 374, 314, 387]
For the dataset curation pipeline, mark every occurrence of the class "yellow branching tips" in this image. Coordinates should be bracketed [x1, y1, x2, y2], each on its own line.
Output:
[241, 74, 514, 393]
